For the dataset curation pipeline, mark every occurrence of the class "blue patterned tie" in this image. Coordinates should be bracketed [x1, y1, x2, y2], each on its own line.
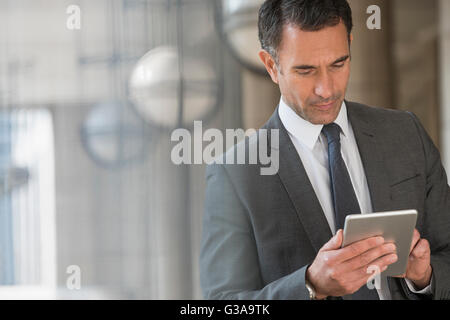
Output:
[322, 123, 361, 231]
[322, 123, 379, 300]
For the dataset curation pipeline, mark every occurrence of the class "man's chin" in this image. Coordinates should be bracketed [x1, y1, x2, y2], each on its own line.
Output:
[308, 113, 339, 125]
[290, 102, 341, 125]
[307, 104, 341, 125]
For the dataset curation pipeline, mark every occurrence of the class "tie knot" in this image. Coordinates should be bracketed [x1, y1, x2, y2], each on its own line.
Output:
[322, 123, 341, 144]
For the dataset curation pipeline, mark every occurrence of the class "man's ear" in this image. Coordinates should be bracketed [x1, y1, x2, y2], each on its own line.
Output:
[258, 50, 279, 84]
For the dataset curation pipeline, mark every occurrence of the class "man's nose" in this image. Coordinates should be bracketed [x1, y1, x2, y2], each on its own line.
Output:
[313, 72, 334, 100]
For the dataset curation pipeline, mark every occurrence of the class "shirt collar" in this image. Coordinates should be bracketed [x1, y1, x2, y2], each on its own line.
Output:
[278, 97, 349, 150]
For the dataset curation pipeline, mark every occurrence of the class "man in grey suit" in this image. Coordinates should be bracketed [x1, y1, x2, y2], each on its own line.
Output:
[200, 0, 450, 300]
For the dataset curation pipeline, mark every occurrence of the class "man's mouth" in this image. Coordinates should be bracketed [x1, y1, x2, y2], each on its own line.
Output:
[314, 101, 335, 111]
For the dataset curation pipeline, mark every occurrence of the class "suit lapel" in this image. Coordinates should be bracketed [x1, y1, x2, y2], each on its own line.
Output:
[346, 101, 391, 212]
[264, 109, 333, 253]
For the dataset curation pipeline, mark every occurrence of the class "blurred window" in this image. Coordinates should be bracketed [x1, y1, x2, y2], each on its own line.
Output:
[0, 109, 56, 293]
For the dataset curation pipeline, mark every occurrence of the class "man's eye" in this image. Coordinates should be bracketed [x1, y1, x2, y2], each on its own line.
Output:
[333, 63, 345, 68]
[297, 70, 312, 75]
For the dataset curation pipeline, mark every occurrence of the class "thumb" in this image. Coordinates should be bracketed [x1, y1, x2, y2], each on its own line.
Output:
[321, 229, 343, 251]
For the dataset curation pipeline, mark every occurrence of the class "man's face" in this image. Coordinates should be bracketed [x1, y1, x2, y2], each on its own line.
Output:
[260, 21, 352, 125]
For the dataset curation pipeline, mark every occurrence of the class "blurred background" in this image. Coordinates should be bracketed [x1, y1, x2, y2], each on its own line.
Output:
[0, 0, 449, 299]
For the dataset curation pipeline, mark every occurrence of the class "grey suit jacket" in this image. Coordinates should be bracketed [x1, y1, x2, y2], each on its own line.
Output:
[200, 101, 450, 300]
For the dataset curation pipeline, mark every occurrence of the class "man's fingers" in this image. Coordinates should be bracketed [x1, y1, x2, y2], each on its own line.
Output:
[344, 253, 396, 287]
[409, 229, 430, 259]
[411, 238, 430, 259]
[337, 242, 396, 272]
[337, 236, 385, 263]
[409, 229, 421, 253]
[321, 229, 343, 251]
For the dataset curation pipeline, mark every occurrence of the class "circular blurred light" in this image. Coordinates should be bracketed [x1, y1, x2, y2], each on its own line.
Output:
[128, 46, 218, 129]
[81, 101, 147, 168]
[221, 0, 265, 73]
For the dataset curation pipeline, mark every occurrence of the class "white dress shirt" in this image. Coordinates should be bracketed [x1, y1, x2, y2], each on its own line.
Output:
[278, 97, 432, 299]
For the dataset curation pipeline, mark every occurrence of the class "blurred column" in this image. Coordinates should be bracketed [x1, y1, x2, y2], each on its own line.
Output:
[440, 0, 450, 172]
[346, 0, 393, 108]
[242, 71, 280, 130]
[391, 0, 440, 147]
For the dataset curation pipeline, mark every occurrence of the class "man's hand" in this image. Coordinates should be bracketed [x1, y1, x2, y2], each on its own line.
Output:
[306, 230, 398, 299]
[395, 229, 432, 290]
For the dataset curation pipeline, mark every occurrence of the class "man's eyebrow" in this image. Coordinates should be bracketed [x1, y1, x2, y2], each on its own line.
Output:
[292, 64, 316, 70]
[292, 55, 350, 70]
[332, 55, 350, 64]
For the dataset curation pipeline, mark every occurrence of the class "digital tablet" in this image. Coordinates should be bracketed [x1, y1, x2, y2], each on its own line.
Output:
[342, 209, 418, 277]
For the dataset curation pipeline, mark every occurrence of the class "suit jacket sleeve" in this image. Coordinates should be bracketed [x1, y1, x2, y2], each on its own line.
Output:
[200, 163, 311, 300]
[408, 112, 450, 300]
